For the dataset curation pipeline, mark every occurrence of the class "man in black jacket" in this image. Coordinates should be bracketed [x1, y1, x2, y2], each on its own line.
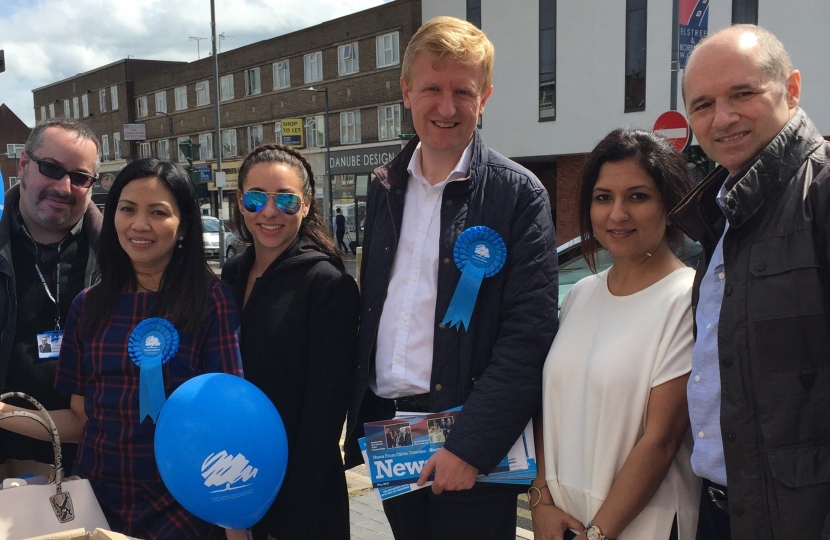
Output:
[0, 119, 102, 480]
[345, 16, 558, 540]
[671, 25, 830, 540]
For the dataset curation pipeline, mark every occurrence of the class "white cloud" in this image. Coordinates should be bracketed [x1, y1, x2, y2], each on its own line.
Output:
[0, 0, 391, 126]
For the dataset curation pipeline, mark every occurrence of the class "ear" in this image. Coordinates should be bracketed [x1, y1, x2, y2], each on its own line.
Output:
[478, 85, 494, 114]
[236, 190, 245, 213]
[400, 76, 412, 110]
[17, 149, 29, 178]
[785, 70, 801, 109]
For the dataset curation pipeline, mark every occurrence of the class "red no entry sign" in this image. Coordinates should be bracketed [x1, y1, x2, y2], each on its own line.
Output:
[653, 111, 690, 151]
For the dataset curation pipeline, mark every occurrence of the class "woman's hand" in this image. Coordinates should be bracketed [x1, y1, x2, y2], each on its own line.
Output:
[531, 502, 584, 540]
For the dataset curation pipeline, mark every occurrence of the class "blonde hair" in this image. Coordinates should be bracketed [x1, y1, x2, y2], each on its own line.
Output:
[402, 16, 495, 90]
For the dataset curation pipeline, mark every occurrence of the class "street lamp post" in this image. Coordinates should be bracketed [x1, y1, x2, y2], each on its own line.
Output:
[300, 87, 332, 231]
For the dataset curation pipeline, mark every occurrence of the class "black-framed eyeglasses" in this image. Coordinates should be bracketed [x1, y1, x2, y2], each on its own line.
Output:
[241, 191, 304, 215]
[26, 150, 98, 188]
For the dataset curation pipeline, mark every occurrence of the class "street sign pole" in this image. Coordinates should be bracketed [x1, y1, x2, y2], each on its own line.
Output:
[210, 0, 225, 267]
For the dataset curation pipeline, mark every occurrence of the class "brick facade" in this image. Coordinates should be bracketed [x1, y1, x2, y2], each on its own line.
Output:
[0, 104, 32, 191]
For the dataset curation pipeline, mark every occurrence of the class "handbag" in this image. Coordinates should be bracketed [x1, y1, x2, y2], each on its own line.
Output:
[0, 392, 110, 540]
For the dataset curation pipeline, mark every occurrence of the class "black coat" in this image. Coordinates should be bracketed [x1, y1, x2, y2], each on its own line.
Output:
[671, 109, 830, 539]
[222, 239, 359, 540]
[345, 131, 559, 474]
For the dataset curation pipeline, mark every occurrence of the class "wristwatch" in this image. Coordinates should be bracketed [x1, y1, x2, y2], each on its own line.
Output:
[586, 523, 613, 540]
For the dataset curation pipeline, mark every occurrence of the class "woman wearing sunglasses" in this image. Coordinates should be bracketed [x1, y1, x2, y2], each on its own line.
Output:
[221, 144, 359, 540]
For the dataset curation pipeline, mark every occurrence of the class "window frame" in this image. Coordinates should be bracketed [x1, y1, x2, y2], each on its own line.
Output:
[63, 99, 70, 118]
[99, 88, 107, 113]
[378, 104, 401, 141]
[177, 137, 191, 163]
[305, 115, 326, 148]
[220, 75, 234, 101]
[48, 103, 55, 118]
[157, 139, 170, 160]
[247, 125, 263, 151]
[136, 96, 148, 118]
[198, 133, 214, 160]
[72, 97, 80, 119]
[304, 51, 323, 83]
[340, 110, 362, 145]
[111, 85, 119, 110]
[139, 142, 152, 159]
[196, 81, 210, 106]
[244, 67, 262, 96]
[155, 91, 167, 114]
[113, 132, 121, 160]
[174, 86, 188, 111]
[221, 129, 237, 158]
[101, 134, 109, 161]
[273, 60, 291, 90]
[338, 42, 360, 76]
[376, 32, 400, 68]
[81, 94, 89, 117]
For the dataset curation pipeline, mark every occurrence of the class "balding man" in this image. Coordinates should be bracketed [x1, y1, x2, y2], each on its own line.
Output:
[0, 119, 102, 480]
[670, 25, 830, 539]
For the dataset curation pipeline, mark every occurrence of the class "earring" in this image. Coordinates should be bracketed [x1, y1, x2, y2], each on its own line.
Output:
[177, 237, 184, 249]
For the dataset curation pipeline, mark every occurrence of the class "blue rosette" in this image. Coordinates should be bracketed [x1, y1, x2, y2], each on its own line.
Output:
[441, 226, 507, 331]
[128, 318, 180, 423]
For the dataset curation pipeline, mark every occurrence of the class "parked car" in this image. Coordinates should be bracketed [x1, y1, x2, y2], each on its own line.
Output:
[224, 230, 250, 259]
[201, 215, 229, 259]
[556, 236, 701, 308]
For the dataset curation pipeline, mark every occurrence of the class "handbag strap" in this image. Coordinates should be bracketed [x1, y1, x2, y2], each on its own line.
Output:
[0, 391, 65, 491]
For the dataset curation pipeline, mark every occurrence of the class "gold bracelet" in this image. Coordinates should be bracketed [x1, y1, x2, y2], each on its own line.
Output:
[527, 485, 553, 508]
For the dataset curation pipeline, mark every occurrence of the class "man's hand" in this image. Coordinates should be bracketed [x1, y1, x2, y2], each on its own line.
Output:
[417, 448, 479, 494]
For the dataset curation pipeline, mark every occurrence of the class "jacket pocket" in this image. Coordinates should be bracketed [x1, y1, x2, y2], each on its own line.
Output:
[750, 233, 830, 372]
[766, 443, 830, 537]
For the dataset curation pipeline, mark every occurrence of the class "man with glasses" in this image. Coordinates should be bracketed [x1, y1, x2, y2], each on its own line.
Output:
[0, 118, 102, 480]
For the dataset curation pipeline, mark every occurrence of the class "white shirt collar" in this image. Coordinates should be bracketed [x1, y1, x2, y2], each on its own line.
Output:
[406, 139, 475, 188]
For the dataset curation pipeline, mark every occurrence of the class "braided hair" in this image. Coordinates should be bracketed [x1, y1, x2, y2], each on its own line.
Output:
[235, 143, 342, 266]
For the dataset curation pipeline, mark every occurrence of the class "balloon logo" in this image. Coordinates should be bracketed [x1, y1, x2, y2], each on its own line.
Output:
[154, 373, 288, 529]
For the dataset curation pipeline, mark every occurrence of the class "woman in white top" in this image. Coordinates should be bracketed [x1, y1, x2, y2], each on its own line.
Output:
[530, 129, 700, 540]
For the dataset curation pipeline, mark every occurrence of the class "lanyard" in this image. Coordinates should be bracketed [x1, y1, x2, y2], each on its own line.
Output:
[20, 224, 63, 331]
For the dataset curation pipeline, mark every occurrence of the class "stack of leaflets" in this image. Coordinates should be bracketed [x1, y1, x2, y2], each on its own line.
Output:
[359, 406, 537, 500]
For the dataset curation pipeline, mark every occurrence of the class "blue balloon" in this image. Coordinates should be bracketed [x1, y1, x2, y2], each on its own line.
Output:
[154, 373, 288, 529]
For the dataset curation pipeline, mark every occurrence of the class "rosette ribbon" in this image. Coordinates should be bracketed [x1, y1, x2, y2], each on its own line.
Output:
[128, 318, 179, 423]
[441, 226, 507, 331]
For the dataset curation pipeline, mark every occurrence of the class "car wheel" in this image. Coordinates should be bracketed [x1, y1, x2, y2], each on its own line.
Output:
[226, 246, 236, 258]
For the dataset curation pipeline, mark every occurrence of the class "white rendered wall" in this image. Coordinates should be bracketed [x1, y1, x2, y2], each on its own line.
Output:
[420, 0, 829, 159]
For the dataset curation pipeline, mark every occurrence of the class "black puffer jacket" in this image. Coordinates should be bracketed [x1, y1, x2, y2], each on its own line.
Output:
[670, 109, 830, 540]
[346, 131, 559, 474]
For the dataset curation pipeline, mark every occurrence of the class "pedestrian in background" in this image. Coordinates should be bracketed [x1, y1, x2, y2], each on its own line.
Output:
[531, 129, 699, 540]
[222, 144, 359, 540]
[671, 24, 830, 539]
[334, 207, 349, 253]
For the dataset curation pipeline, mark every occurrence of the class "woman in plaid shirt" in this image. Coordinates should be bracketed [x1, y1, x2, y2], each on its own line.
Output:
[1, 158, 246, 539]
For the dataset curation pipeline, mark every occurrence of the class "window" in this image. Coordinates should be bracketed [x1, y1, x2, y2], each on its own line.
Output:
[245, 67, 261, 95]
[6, 144, 24, 158]
[340, 110, 361, 145]
[274, 122, 283, 145]
[338, 42, 359, 76]
[199, 133, 214, 160]
[378, 105, 401, 141]
[467, 0, 482, 28]
[376, 32, 400, 68]
[113, 132, 121, 160]
[221, 129, 238, 158]
[624, 0, 647, 112]
[304, 52, 323, 83]
[174, 86, 188, 111]
[196, 81, 210, 106]
[733, 0, 758, 23]
[305, 115, 325, 148]
[8, 177, 19, 187]
[248, 125, 263, 151]
[220, 75, 234, 101]
[139, 142, 152, 159]
[48, 103, 55, 118]
[72, 97, 79, 119]
[101, 134, 109, 161]
[539, 0, 556, 120]
[136, 96, 148, 118]
[81, 94, 89, 117]
[177, 137, 191, 163]
[157, 139, 170, 160]
[39, 106, 46, 121]
[155, 91, 167, 114]
[63, 99, 70, 118]
[273, 60, 290, 89]
[111, 85, 119, 110]
[99, 88, 107, 113]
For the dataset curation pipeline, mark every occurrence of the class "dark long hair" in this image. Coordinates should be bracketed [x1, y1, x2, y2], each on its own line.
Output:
[578, 128, 692, 272]
[235, 143, 342, 266]
[80, 158, 213, 338]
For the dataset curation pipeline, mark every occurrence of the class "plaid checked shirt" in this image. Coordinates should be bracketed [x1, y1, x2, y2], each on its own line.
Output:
[55, 279, 243, 539]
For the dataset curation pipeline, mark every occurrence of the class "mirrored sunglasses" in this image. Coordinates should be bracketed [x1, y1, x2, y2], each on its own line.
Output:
[26, 151, 98, 188]
[242, 191, 304, 215]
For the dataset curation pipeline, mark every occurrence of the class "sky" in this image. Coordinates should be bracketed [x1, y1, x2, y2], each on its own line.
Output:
[0, 0, 392, 126]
